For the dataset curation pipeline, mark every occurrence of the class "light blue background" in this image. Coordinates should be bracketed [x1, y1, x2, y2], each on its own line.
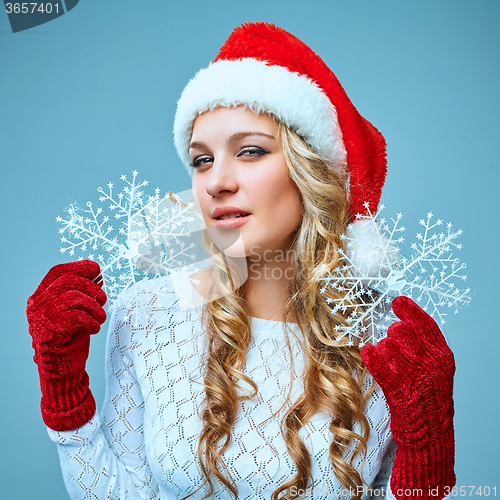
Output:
[1, 1, 498, 498]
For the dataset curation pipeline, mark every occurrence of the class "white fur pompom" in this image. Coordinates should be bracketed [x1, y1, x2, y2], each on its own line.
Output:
[344, 219, 399, 277]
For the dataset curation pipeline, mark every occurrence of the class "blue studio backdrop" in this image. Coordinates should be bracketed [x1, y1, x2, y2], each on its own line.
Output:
[1, 1, 498, 498]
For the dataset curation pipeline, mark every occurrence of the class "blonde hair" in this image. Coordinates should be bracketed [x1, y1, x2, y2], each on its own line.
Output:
[187, 120, 373, 500]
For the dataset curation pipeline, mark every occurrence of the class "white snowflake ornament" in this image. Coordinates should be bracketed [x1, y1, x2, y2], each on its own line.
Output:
[320, 203, 471, 346]
[57, 172, 206, 312]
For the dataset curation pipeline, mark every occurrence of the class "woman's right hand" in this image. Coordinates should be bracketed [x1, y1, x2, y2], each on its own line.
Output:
[26, 260, 107, 431]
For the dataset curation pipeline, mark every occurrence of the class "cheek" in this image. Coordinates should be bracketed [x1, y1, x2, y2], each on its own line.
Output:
[192, 179, 210, 222]
[192, 181, 200, 207]
[282, 188, 303, 229]
[255, 166, 302, 227]
[281, 180, 303, 229]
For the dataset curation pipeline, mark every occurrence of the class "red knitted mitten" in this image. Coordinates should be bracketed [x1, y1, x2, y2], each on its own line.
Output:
[26, 260, 107, 431]
[361, 296, 455, 500]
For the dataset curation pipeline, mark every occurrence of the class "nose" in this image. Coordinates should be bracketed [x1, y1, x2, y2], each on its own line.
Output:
[204, 156, 238, 198]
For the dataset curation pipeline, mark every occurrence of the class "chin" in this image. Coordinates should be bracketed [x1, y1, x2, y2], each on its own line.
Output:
[208, 228, 248, 259]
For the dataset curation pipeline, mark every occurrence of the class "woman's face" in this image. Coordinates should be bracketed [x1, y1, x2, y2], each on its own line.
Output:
[190, 106, 303, 259]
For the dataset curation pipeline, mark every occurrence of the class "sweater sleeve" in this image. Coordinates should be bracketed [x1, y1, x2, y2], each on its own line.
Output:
[366, 438, 396, 499]
[46, 287, 160, 499]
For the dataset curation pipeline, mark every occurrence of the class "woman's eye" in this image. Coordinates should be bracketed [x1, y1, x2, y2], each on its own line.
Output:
[189, 155, 213, 168]
[237, 147, 270, 158]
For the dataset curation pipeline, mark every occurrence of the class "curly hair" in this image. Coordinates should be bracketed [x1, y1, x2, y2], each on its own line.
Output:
[185, 120, 374, 500]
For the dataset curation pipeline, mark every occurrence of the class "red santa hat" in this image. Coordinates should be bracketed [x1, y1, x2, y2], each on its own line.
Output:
[173, 22, 390, 275]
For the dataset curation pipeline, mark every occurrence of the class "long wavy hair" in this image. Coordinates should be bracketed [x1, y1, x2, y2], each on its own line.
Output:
[186, 119, 374, 500]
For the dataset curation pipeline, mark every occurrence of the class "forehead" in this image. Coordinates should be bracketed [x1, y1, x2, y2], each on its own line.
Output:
[191, 106, 278, 140]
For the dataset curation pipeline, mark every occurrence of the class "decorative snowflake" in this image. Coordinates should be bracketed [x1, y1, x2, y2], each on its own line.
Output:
[320, 203, 471, 346]
[56, 171, 205, 311]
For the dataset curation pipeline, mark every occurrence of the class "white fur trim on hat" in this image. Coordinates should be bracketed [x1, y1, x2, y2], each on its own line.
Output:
[173, 58, 347, 176]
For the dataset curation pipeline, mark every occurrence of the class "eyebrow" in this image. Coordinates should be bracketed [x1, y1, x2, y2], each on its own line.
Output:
[188, 131, 276, 151]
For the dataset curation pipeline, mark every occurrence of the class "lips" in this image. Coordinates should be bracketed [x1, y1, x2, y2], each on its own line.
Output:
[212, 206, 251, 219]
[214, 213, 252, 229]
[217, 213, 250, 220]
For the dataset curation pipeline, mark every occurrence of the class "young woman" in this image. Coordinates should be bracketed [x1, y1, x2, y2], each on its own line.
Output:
[26, 23, 456, 500]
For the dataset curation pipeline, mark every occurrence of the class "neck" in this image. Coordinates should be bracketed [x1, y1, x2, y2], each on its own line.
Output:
[188, 248, 298, 323]
[244, 250, 297, 323]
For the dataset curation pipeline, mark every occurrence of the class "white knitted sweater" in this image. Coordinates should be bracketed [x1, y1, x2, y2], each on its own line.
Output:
[47, 274, 399, 499]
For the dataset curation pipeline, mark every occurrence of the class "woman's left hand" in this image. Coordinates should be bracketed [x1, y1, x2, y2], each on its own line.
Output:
[361, 295, 456, 500]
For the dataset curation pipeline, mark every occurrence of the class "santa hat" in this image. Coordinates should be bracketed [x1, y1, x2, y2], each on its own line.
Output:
[173, 22, 389, 276]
